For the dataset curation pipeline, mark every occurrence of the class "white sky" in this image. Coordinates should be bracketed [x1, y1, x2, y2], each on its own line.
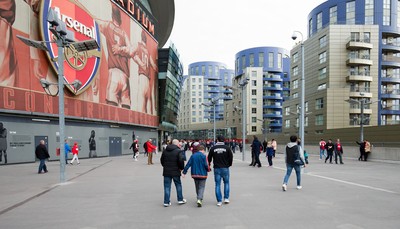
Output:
[165, 0, 326, 74]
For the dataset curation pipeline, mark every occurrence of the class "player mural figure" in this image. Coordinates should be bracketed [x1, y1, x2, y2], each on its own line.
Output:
[0, 122, 8, 164]
[88, 130, 97, 158]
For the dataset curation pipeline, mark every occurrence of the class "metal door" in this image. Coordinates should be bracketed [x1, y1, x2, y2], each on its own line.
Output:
[109, 137, 122, 156]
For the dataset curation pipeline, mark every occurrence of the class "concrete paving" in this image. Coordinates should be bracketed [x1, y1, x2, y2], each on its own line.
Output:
[0, 150, 399, 229]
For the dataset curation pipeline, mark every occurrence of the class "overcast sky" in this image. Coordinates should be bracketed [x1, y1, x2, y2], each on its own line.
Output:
[164, 0, 326, 74]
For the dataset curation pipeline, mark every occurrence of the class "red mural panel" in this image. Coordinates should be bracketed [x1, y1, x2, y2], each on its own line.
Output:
[0, 0, 159, 127]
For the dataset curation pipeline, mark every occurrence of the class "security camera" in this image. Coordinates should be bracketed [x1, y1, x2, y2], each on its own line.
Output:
[291, 32, 297, 40]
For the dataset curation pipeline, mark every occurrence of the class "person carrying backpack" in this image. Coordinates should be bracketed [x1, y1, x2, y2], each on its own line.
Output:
[282, 135, 305, 191]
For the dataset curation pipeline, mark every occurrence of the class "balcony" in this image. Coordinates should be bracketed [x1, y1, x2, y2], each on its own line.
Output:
[381, 89, 400, 99]
[263, 103, 282, 109]
[381, 55, 400, 68]
[263, 75, 283, 82]
[346, 71, 372, 82]
[346, 54, 373, 66]
[346, 38, 373, 50]
[263, 84, 282, 91]
[349, 108, 372, 114]
[263, 94, 282, 100]
[381, 76, 400, 84]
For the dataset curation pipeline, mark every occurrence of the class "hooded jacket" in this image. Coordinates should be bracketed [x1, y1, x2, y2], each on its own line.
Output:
[284, 142, 305, 165]
[183, 151, 210, 179]
[160, 144, 184, 177]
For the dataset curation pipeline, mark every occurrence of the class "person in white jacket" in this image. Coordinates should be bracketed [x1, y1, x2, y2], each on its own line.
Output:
[282, 135, 305, 191]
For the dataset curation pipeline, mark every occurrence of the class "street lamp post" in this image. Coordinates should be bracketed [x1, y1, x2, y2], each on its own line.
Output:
[346, 96, 378, 142]
[201, 97, 220, 142]
[292, 31, 305, 151]
[17, 8, 99, 183]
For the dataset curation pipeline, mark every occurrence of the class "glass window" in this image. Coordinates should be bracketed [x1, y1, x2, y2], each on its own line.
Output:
[285, 107, 291, 115]
[315, 115, 324, 125]
[252, 80, 257, 86]
[192, 111, 196, 116]
[319, 35, 327, 48]
[241, 55, 246, 70]
[330, 6, 337, 24]
[192, 78, 196, 83]
[365, 0, 374, 25]
[293, 66, 299, 76]
[192, 118, 196, 122]
[293, 92, 298, 98]
[317, 83, 326, 90]
[251, 71, 257, 77]
[268, 52, 274, 68]
[191, 91, 196, 96]
[292, 79, 298, 89]
[317, 12, 322, 31]
[293, 52, 299, 63]
[285, 120, 291, 128]
[250, 53, 254, 67]
[252, 117, 257, 123]
[252, 108, 257, 114]
[278, 53, 282, 68]
[383, 0, 391, 26]
[201, 65, 205, 75]
[319, 52, 327, 63]
[346, 1, 356, 24]
[252, 126, 257, 132]
[252, 98, 257, 105]
[252, 89, 257, 95]
[259, 52, 264, 67]
[319, 67, 327, 79]
[316, 98, 324, 109]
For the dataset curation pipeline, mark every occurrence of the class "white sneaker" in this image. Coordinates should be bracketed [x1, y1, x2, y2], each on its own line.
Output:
[297, 186, 302, 190]
[178, 199, 187, 205]
[224, 199, 230, 204]
[282, 184, 287, 191]
[217, 202, 222, 207]
[163, 202, 171, 207]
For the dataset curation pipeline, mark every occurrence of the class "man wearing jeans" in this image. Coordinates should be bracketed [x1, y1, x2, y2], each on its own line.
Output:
[282, 135, 305, 191]
[160, 139, 186, 207]
[208, 135, 233, 206]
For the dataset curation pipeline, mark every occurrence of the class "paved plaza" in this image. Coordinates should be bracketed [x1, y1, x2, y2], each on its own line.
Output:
[0, 150, 399, 229]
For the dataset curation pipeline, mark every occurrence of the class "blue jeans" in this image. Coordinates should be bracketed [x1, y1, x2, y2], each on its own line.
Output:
[163, 176, 184, 204]
[38, 159, 47, 173]
[214, 168, 230, 202]
[320, 149, 325, 159]
[283, 163, 301, 186]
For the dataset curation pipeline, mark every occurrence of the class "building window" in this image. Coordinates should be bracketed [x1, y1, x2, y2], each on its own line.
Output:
[319, 52, 327, 63]
[249, 53, 254, 67]
[319, 35, 327, 48]
[308, 18, 312, 37]
[398, 0, 400, 27]
[315, 115, 324, 126]
[192, 78, 196, 83]
[278, 53, 282, 68]
[292, 79, 298, 89]
[192, 91, 196, 96]
[251, 71, 257, 77]
[192, 85, 196, 90]
[317, 12, 322, 31]
[383, 0, 391, 26]
[201, 65, 205, 75]
[252, 80, 257, 86]
[365, 0, 374, 24]
[268, 52, 274, 68]
[305, 116, 309, 127]
[241, 55, 246, 70]
[198, 91, 202, 96]
[317, 83, 327, 90]
[252, 117, 257, 123]
[192, 118, 196, 122]
[293, 52, 299, 63]
[252, 89, 257, 95]
[252, 108, 257, 114]
[293, 92, 298, 98]
[252, 126, 257, 132]
[293, 66, 299, 76]
[192, 98, 196, 103]
[192, 111, 196, 116]
[346, 1, 356, 24]
[319, 67, 327, 79]
[285, 120, 291, 128]
[330, 6, 337, 24]
[195, 66, 199, 75]
[198, 85, 202, 89]
[251, 98, 257, 105]
[259, 52, 264, 67]
[305, 101, 309, 112]
[316, 98, 324, 109]
[285, 107, 291, 115]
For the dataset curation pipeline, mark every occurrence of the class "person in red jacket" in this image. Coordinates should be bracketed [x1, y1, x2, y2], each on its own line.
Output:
[70, 142, 80, 165]
[145, 139, 157, 165]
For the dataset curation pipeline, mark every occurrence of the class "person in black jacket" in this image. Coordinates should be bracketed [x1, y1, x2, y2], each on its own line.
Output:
[160, 139, 186, 207]
[250, 136, 263, 168]
[208, 135, 233, 206]
[325, 139, 335, 164]
[35, 140, 50, 174]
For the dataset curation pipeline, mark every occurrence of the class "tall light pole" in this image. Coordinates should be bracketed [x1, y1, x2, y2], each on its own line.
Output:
[201, 97, 221, 141]
[292, 31, 305, 151]
[17, 8, 98, 183]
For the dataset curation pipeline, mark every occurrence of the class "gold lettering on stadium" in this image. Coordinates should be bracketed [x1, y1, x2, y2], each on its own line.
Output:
[114, 0, 155, 36]
[53, 7, 96, 40]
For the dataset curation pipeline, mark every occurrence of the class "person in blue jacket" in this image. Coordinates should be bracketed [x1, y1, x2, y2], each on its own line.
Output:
[182, 142, 210, 207]
[64, 139, 72, 165]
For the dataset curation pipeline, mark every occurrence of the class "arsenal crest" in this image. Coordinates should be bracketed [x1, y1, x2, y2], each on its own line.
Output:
[40, 0, 101, 95]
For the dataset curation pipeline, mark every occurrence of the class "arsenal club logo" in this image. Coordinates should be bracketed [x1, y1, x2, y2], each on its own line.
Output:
[40, 0, 101, 95]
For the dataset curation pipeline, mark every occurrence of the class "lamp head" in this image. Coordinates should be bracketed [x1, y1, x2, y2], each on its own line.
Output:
[291, 32, 298, 41]
[47, 8, 60, 27]
[40, 78, 50, 89]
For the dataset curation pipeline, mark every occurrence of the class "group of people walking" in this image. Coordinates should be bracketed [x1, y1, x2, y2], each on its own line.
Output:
[319, 138, 344, 164]
[160, 135, 233, 207]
